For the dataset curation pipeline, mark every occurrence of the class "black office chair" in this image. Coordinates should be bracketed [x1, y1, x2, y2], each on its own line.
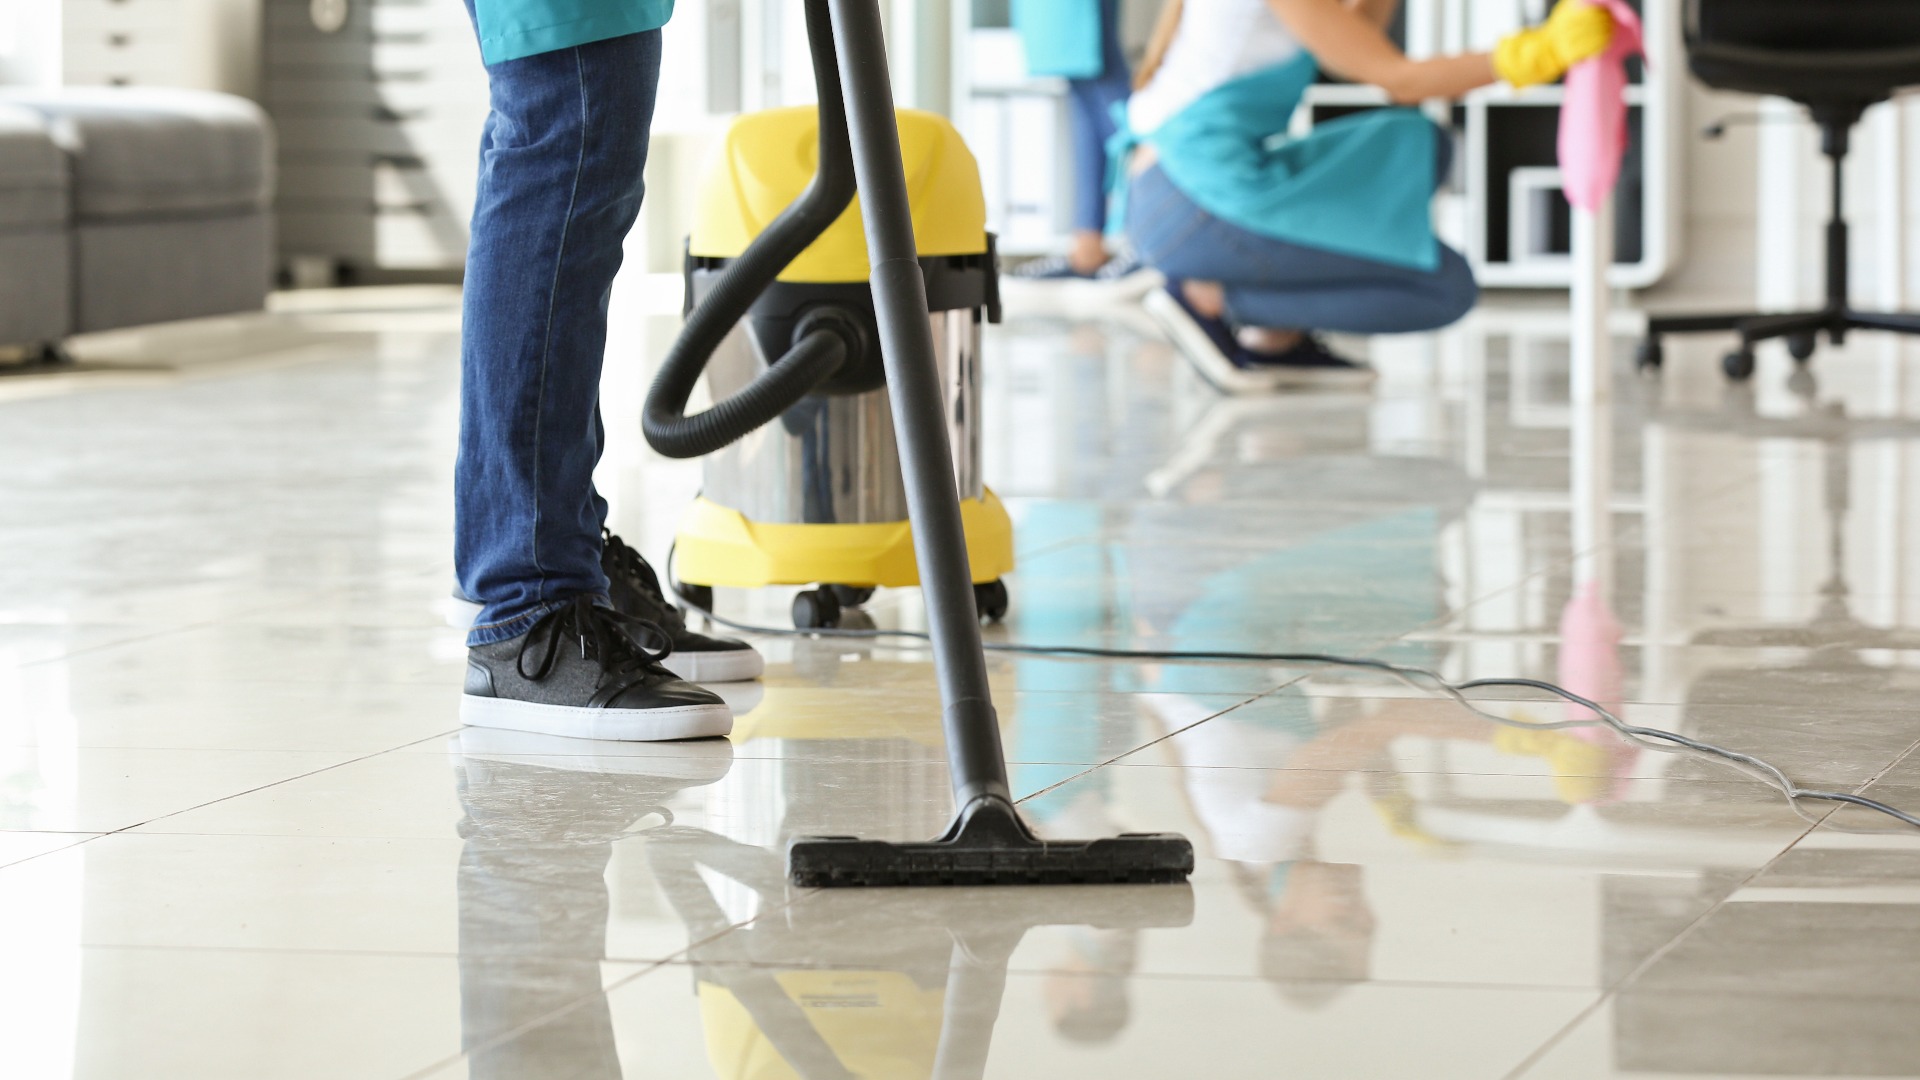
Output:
[1637, 0, 1920, 382]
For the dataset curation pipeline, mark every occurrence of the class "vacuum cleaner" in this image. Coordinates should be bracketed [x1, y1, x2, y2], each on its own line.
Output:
[643, 0, 1195, 888]
[656, 25, 1013, 633]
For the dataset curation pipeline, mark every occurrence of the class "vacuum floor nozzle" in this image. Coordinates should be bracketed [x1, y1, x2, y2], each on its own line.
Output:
[788, 794, 1196, 888]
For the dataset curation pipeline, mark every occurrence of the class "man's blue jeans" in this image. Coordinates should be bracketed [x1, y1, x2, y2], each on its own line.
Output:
[455, 10, 661, 646]
[1126, 124, 1478, 335]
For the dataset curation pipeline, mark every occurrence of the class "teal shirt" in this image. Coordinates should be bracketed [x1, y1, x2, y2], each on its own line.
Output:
[1010, 0, 1104, 78]
[473, 0, 673, 64]
[1115, 54, 1440, 270]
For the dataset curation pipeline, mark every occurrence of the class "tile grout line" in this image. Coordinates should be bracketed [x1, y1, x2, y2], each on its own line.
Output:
[396, 886, 821, 1080]
[1489, 428, 1866, 1076]
[1497, 805, 1835, 1080]
[9, 557, 459, 672]
[1414, 444, 1770, 656]
[1009, 680, 1308, 809]
[51, 729, 466, 850]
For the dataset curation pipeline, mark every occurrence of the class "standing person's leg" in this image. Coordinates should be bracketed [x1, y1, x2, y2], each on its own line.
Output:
[453, 12, 731, 740]
[1062, 0, 1132, 272]
[457, 27, 657, 645]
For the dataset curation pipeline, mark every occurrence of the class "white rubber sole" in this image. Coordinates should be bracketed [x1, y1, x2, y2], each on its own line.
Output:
[668, 646, 765, 684]
[459, 694, 734, 742]
[445, 596, 765, 683]
[448, 728, 736, 777]
[1000, 266, 1165, 317]
[1142, 289, 1377, 395]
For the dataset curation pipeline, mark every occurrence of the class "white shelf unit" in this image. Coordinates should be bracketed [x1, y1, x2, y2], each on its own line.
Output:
[262, 0, 490, 278]
[1304, 0, 1681, 290]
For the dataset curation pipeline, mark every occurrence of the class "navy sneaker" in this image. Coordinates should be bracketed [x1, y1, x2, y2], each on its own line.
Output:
[1148, 281, 1374, 394]
[1144, 280, 1244, 387]
[1232, 334, 1376, 391]
[1009, 253, 1097, 280]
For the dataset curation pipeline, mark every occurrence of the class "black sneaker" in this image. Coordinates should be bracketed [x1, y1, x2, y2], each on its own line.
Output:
[599, 530, 765, 684]
[1231, 334, 1376, 391]
[460, 596, 733, 741]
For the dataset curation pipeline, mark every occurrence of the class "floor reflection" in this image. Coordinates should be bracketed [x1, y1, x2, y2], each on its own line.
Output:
[9, 292, 1920, 1076]
[449, 733, 1191, 1079]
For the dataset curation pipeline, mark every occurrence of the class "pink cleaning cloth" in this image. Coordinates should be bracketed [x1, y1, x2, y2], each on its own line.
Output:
[1558, 0, 1645, 211]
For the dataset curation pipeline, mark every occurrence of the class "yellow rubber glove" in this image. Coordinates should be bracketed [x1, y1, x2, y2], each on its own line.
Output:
[1493, 0, 1616, 90]
[1492, 725, 1612, 804]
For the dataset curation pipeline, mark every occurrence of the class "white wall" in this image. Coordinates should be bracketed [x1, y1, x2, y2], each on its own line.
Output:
[1656, 86, 1920, 310]
[0, 0, 62, 86]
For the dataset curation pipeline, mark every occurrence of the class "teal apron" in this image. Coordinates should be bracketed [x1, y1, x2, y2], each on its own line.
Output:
[473, 0, 673, 65]
[1010, 0, 1105, 79]
[1116, 54, 1439, 271]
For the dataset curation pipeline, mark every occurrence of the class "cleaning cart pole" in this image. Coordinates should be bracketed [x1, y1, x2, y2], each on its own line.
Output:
[827, 0, 1011, 809]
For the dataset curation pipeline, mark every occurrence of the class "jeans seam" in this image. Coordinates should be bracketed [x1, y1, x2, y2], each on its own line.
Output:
[526, 47, 591, 608]
[470, 598, 568, 633]
[467, 598, 566, 647]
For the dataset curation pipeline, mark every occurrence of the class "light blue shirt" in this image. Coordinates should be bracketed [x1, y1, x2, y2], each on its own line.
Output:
[473, 0, 673, 65]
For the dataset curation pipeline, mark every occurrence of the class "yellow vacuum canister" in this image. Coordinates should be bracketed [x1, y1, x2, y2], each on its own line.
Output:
[665, 105, 1012, 629]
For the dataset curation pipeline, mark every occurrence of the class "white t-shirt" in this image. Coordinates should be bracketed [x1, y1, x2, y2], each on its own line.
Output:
[1178, 713, 1316, 864]
[1128, 0, 1305, 136]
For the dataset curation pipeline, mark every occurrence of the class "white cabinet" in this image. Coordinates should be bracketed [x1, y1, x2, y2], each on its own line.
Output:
[262, 0, 489, 276]
[63, 0, 215, 89]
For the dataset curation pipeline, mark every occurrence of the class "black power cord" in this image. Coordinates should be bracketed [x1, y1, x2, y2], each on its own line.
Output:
[666, 551, 1920, 831]
[1701, 109, 1802, 140]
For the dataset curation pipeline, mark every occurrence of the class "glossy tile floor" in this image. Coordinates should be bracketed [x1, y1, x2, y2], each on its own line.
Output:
[5, 280, 1920, 1078]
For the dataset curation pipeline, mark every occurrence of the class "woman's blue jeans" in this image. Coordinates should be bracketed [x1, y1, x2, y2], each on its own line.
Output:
[454, 11, 661, 645]
[1126, 124, 1478, 335]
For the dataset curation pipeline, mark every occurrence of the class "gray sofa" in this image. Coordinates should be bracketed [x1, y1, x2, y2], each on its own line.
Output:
[0, 88, 273, 360]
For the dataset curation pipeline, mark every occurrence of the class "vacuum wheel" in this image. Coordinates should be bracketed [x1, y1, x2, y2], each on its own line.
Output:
[973, 579, 1009, 623]
[793, 587, 843, 630]
[1634, 337, 1663, 372]
[1722, 347, 1757, 382]
[828, 584, 876, 608]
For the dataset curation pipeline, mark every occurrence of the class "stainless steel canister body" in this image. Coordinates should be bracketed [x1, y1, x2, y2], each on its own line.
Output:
[699, 309, 983, 525]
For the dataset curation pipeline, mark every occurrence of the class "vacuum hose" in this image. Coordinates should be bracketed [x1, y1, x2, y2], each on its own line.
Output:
[642, 0, 859, 460]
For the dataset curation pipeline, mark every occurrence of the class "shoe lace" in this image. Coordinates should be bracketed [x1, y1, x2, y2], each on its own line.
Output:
[601, 529, 687, 632]
[516, 595, 673, 685]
